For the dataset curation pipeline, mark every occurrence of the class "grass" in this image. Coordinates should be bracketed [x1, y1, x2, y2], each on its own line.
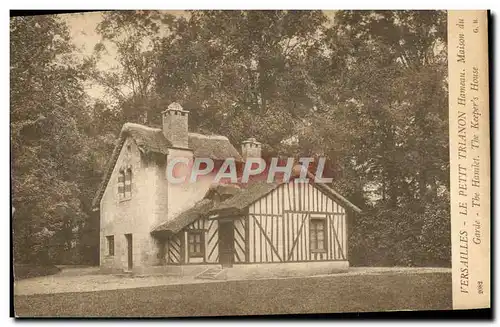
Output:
[14, 272, 451, 317]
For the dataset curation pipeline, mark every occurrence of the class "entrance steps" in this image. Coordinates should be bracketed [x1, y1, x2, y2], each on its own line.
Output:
[195, 267, 225, 280]
[114, 270, 134, 277]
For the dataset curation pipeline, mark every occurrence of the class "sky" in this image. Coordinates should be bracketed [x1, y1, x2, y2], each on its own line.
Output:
[59, 11, 110, 100]
[56, 10, 336, 101]
[60, 10, 336, 60]
[58, 11, 190, 101]
[61, 11, 104, 59]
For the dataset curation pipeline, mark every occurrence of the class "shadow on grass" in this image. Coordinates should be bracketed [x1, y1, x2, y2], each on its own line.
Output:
[14, 272, 452, 317]
[14, 264, 61, 281]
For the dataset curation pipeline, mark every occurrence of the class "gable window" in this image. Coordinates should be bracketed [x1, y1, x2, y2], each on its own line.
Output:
[118, 167, 132, 201]
[187, 231, 204, 258]
[310, 218, 326, 253]
[106, 235, 115, 256]
[118, 170, 125, 199]
[124, 168, 132, 199]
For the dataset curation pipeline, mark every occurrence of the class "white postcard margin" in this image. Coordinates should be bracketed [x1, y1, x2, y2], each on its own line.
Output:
[448, 10, 490, 310]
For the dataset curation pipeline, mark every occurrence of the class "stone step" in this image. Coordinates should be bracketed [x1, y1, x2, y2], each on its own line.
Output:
[195, 267, 224, 280]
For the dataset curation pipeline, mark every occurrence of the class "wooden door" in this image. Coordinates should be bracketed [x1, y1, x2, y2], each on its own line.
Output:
[218, 221, 234, 267]
[125, 234, 133, 270]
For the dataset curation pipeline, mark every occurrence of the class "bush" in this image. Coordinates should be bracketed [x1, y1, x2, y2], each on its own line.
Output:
[349, 197, 451, 267]
[13, 264, 61, 281]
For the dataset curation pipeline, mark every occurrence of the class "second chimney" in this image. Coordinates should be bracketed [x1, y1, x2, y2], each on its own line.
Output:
[162, 102, 189, 148]
[241, 137, 261, 160]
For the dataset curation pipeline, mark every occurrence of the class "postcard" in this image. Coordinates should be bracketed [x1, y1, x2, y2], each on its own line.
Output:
[11, 10, 490, 317]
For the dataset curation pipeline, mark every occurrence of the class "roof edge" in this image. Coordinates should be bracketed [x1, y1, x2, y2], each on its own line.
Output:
[91, 136, 127, 210]
[306, 171, 362, 213]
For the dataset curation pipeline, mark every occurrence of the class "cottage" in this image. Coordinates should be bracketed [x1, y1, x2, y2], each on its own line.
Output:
[92, 103, 361, 275]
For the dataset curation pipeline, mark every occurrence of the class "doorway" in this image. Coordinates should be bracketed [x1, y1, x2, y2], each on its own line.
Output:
[218, 221, 234, 268]
[125, 233, 133, 270]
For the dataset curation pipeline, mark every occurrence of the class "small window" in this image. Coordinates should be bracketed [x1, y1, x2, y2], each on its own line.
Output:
[124, 168, 132, 198]
[118, 170, 125, 199]
[106, 235, 115, 256]
[310, 218, 326, 253]
[118, 167, 132, 201]
[187, 231, 204, 258]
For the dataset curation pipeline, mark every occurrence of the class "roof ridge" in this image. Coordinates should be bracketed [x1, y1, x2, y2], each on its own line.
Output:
[122, 122, 162, 133]
[120, 123, 229, 140]
[188, 132, 229, 141]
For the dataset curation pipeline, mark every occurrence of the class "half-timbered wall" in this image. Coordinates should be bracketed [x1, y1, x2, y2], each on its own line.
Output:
[247, 181, 347, 264]
[205, 219, 219, 263]
[166, 218, 219, 264]
[167, 181, 347, 266]
[167, 233, 182, 264]
[234, 217, 247, 263]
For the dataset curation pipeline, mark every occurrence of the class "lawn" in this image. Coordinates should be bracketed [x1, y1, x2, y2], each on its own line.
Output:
[14, 272, 451, 317]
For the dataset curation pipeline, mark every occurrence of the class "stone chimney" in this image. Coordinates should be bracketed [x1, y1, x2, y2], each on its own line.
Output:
[241, 137, 261, 160]
[162, 102, 189, 148]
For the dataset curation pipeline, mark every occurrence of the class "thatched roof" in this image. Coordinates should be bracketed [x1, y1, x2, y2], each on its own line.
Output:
[207, 172, 362, 217]
[152, 184, 243, 234]
[151, 176, 361, 234]
[151, 183, 273, 234]
[203, 183, 242, 201]
[206, 179, 362, 217]
[188, 133, 243, 161]
[91, 123, 242, 210]
[208, 182, 281, 217]
[151, 199, 214, 234]
[122, 123, 172, 154]
[120, 124, 242, 160]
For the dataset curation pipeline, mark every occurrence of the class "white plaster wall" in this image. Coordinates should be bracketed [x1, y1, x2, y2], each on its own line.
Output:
[166, 149, 215, 222]
[100, 141, 227, 271]
[99, 137, 161, 270]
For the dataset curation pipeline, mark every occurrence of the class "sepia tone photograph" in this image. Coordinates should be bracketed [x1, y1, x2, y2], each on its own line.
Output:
[11, 9, 461, 317]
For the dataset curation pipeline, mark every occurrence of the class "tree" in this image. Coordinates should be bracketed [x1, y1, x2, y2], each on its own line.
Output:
[154, 10, 328, 155]
[310, 11, 450, 266]
[11, 14, 97, 264]
[152, 10, 450, 266]
[91, 10, 175, 124]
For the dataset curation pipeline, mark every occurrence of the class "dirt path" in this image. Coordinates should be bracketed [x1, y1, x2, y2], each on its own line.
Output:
[14, 266, 450, 296]
[14, 272, 219, 296]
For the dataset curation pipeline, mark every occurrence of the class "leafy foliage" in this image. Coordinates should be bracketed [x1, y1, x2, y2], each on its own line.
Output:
[11, 10, 450, 267]
[11, 15, 101, 264]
